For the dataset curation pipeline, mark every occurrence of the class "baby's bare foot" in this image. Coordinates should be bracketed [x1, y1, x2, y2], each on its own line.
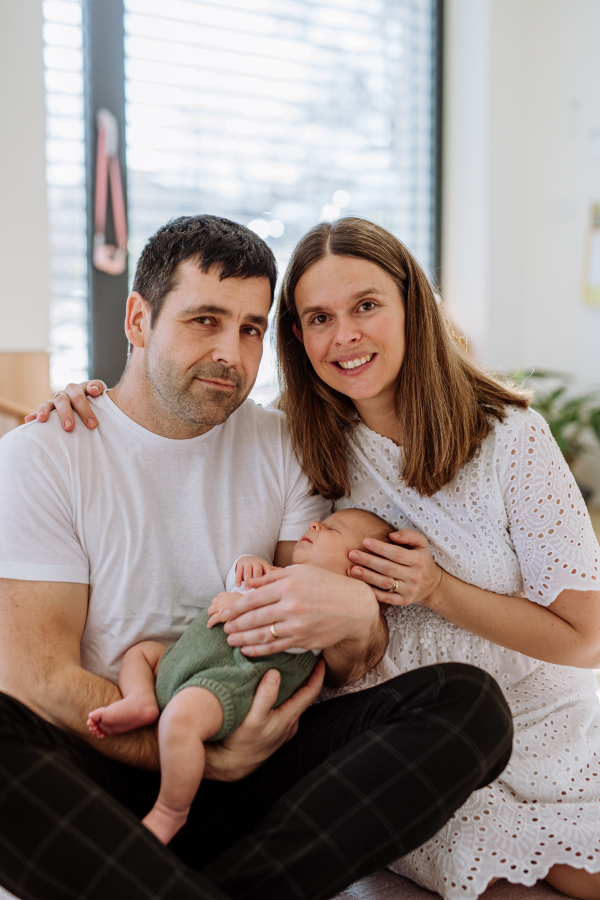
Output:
[87, 696, 158, 738]
[142, 802, 190, 845]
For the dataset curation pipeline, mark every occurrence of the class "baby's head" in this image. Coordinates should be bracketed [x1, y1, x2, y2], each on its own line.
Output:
[292, 508, 394, 576]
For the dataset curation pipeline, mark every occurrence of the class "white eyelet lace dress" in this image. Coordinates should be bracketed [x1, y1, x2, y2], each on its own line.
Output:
[327, 406, 600, 898]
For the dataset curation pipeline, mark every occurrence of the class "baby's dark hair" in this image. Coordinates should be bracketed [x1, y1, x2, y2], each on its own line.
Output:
[343, 507, 395, 542]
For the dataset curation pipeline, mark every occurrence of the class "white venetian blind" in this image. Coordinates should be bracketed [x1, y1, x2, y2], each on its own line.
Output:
[124, 0, 438, 403]
[42, 0, 88, 389]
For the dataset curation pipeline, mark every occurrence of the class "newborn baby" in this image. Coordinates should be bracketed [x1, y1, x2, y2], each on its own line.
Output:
[87, 508, 393, 845]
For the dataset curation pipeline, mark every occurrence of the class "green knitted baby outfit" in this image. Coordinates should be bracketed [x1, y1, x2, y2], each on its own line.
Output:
[155, 609, 318, 742]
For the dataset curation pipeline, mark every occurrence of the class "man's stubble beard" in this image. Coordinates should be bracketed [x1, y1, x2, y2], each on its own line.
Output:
[143, 344, 251, 430]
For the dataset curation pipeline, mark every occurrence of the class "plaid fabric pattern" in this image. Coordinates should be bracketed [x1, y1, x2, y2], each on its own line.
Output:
[0, 664, 512, 900]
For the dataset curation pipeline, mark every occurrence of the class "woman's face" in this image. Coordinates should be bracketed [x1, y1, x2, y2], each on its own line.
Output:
[293, 255, 405, 414]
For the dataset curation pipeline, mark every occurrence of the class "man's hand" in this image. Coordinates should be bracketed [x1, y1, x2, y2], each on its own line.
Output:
[204, 660, 325, 781]
[218, 565, 377, 654]
[0, 578, 326, 778]
[212, 565, 387, 686]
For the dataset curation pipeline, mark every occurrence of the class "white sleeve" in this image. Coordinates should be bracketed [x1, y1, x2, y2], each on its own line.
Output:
[496, 408, 600, 605]
[0, 428, 89, 583]
[279, 439, 332, 543]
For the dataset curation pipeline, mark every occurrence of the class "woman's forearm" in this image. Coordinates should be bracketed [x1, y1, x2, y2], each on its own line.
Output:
[423, 571, 600, 668]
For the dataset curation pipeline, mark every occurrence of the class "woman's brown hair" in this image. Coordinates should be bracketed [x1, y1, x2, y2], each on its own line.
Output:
[276, 217, 530, 500]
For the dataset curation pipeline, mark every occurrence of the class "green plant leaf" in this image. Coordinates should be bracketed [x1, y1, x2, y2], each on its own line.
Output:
[511, 369, 600, 461]
[590, 408, 600, 443]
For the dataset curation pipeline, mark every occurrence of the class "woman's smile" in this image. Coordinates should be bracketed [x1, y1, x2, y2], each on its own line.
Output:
[331, 352, 377, 373]
[294, 255, 405, 414]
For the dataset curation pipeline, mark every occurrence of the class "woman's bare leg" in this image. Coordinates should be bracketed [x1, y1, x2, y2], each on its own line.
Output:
[546, 865, 600, 900]
[142, 686, 224, 845]
[486, 866, 600, 898]
[87, 640, 166, 737]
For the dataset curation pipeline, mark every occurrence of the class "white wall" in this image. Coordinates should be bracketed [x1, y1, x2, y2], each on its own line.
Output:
[443, 0, 600, 377]
[443, 0, 600, 496]
[0, 0, 50, 353]
[441, 0, 492, 354]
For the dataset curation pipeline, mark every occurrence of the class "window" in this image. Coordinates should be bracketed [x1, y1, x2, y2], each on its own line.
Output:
[125, 0, 439, 402]
[43, 0, 88, 389]
[44, 0, 440, 399]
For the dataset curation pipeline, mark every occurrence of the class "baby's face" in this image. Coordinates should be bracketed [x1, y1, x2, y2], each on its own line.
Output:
[291, 509, 392, 576]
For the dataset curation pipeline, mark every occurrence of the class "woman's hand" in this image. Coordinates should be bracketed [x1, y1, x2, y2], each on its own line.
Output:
[25, 380, 106, 431]
[212, 564, 379, 657]
[348, 528, 443, 606]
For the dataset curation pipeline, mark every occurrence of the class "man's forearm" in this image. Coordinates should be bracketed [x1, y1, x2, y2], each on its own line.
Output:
[10, 662, 260, 779]
[9, 663, 160, 770]
[323, 606, 389, 687]
[0, 579, 160, 770]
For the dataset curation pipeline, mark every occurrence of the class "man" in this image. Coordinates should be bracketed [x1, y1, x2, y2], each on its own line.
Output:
[0, 216, 512, 900]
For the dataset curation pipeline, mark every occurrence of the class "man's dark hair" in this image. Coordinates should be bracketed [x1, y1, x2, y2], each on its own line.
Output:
[132, 215, 278, 326]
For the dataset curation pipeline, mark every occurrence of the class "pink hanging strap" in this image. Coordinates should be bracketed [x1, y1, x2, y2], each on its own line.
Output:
[93, 108, 128, 275]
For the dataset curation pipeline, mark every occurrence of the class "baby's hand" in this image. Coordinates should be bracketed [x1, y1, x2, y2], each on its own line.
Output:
[235, 555, 278, 587]
[207, 590, 240, 628]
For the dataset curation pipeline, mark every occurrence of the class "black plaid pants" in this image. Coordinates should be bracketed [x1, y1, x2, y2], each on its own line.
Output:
[0, 663, 512, 900]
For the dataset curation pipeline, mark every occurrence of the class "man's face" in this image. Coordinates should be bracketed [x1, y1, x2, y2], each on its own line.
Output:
[142, 260, 271, 430]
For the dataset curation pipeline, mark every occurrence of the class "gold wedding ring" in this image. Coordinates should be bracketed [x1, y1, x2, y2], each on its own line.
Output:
[270, 623, 279, 639]
[52, 391, 66, 401]
[388, 578, 399, 593]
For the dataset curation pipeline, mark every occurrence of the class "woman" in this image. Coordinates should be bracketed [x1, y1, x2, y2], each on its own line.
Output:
[275, 217, 600, 899]
[39, 218, 600, 899]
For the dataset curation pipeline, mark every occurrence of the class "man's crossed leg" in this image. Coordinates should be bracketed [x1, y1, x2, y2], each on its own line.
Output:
[0, 663, 512, 900]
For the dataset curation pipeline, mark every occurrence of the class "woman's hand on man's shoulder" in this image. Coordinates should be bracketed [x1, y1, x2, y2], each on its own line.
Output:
[25, 381, 106, 431]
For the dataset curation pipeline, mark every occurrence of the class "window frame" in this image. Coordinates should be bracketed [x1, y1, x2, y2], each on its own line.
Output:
[83, 0, 129, 386]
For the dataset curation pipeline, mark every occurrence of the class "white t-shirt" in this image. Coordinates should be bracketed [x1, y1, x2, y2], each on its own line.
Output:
[0, 393, 330, 683]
